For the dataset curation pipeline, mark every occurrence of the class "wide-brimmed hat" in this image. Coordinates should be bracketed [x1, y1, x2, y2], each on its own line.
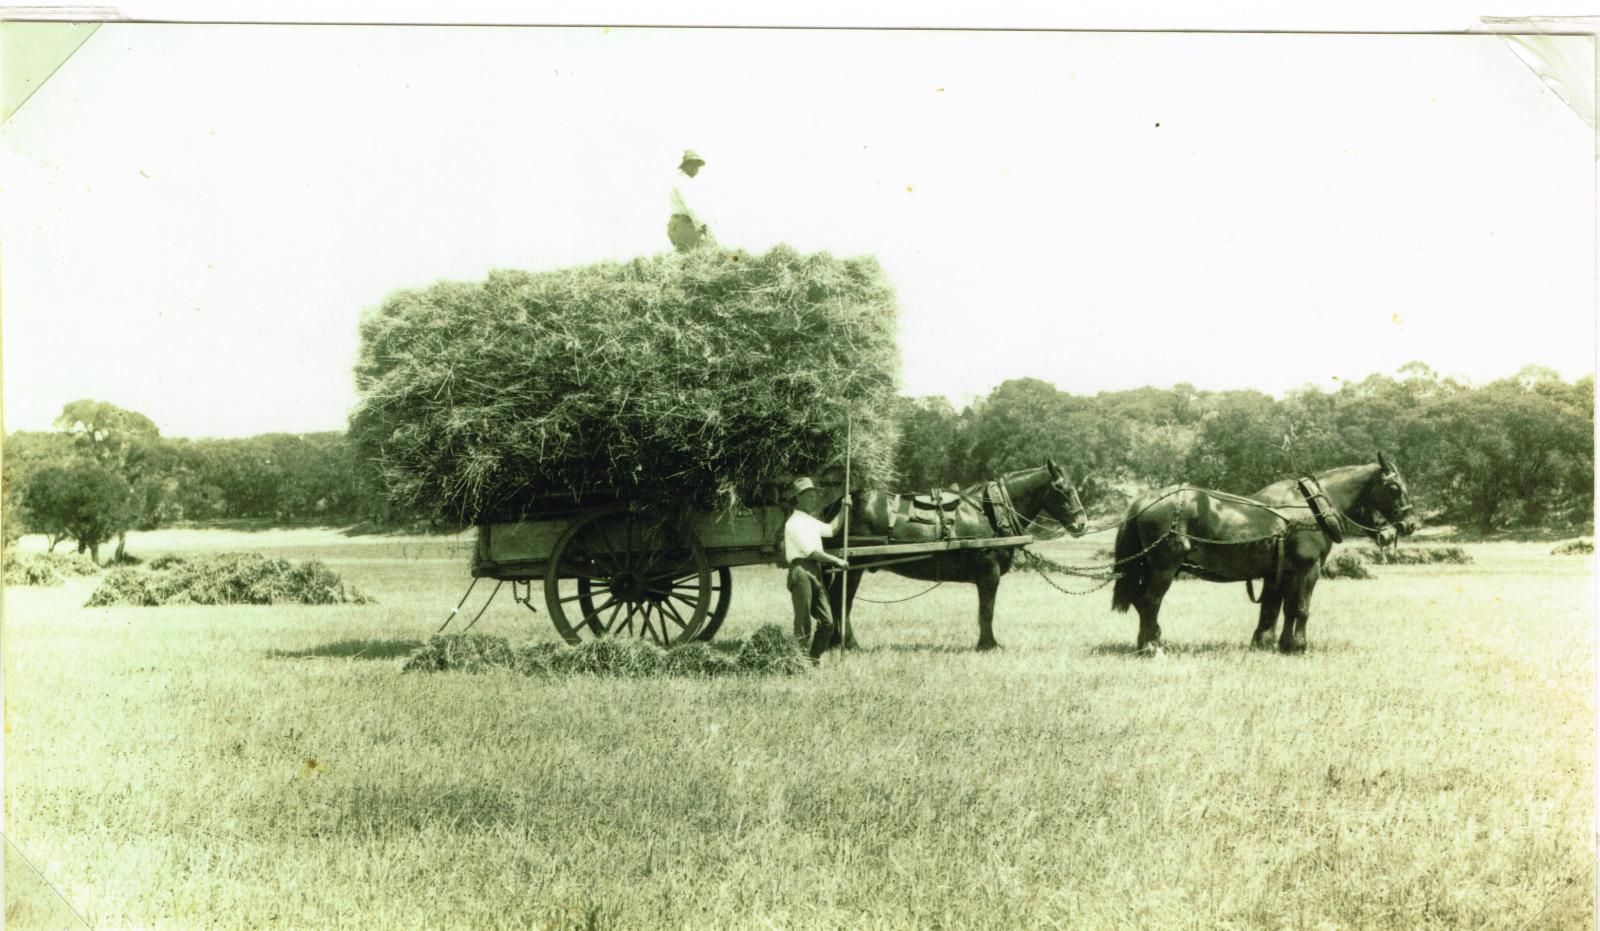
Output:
[679, 149, 705, 169]
[790, 476, 816, 499]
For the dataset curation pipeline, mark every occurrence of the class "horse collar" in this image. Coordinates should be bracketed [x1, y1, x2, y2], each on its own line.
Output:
[1296, 476, 1345, 544]
[986, 479, 1021, 536]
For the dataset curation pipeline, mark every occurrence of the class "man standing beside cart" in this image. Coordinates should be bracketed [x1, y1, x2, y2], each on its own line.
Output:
[784, 476, 851, 661]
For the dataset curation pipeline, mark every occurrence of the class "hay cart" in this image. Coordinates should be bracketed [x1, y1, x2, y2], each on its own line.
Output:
[471, 494, 1033, 645]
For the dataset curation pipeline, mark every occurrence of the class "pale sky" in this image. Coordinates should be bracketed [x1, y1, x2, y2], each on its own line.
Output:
[3, 25, 1594, 438]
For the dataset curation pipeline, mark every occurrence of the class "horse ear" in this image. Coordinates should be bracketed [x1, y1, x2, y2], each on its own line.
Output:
[1377, 451, 1393, 474]
[1046, 458, 1060, 477]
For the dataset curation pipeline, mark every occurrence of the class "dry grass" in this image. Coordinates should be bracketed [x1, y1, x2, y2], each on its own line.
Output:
[2, 551, 101, 587]
[84, 553, 372, 607]
[3, 529, 1593, 929]
[349, 245, 901, 521]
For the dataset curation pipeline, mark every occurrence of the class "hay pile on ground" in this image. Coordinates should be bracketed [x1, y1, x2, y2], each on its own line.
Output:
[1353, 545, 1473, 565]
[1321, 551, 1374, 580]
[4, 552, 101, 587]
[350, 245, 900, 522]
[85, 553, 373, 607]
[1552, 539, 1593, 556]
[403, 624, 807, 678]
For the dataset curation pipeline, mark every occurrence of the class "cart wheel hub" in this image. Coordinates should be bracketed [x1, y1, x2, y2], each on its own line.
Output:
[608, 571, 646, 602]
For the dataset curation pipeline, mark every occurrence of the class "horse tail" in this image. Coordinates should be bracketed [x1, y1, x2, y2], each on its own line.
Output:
[1110, 514, 1143, 614]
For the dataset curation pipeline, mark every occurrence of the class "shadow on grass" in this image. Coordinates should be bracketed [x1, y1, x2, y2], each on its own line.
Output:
[339, 520, 464, 538]
[855, 642, 971, 655]
[268, 638, 424, 660]
[1086, 639, 1258, 658]
[1087, 638, 1357, 658]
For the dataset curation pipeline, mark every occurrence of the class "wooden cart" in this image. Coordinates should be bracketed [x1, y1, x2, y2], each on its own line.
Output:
[472, 497, 1033, 646]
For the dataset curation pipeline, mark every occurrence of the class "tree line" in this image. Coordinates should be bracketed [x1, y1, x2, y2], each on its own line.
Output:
[897, 364, 1592, 535]
[3, 365, 1592, 560]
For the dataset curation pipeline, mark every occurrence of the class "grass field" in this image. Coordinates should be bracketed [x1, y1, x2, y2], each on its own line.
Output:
[4, 528, 1594, 929]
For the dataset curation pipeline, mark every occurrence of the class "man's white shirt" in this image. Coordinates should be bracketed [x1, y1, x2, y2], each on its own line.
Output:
[784, 511, 835, 564]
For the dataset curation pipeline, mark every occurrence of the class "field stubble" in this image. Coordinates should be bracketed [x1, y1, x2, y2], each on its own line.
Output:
[3, 530, 1594, 929]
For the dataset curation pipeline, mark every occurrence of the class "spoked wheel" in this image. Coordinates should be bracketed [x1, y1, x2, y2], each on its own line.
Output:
[545, 505, 712, 646]
[695, 568, 733, 642]
[575, 566, 731, 642]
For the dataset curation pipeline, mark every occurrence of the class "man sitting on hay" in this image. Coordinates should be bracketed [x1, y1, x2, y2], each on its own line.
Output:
[784, 476, 852, 661]
[667, 148, 714, 252]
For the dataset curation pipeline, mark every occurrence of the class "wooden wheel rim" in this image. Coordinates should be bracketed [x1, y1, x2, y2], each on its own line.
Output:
[545, 505, 712, 646]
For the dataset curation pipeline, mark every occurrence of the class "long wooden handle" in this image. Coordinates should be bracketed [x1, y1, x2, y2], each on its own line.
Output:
[841, 410, 851, 638]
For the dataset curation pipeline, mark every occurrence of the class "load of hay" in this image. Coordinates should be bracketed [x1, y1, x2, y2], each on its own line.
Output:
[349, 245, 900, 523]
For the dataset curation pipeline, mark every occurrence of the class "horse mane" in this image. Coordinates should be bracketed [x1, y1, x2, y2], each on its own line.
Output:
[1254, 463, 1381, 498]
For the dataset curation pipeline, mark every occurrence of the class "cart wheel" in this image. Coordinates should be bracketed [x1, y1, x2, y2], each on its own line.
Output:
[576, 566, 731, 641]
[696, 568, 733, 642]
[546, 505, 712, 646]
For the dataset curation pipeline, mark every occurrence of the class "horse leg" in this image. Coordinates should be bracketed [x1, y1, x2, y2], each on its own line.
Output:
[1252, 583, 1285, 650]
[975, 558, 1002, 651]
[825, 569, 862, 650]
[1134, 565, 1176, 654]
[841, 569, 863, 650]
[1279, 565, 1321, 654]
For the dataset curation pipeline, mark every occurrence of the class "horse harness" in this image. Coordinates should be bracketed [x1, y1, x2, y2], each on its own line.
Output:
[1238, 475, 1343, 603]
[883, 478, 1021, 542]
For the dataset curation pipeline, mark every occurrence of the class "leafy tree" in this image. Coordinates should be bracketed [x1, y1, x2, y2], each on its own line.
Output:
[962, 379, 1127, 511]
[54, 400, 162, 559]
[1183, 390, 1290, 492]
[1417, 376, 1592, 533]
[20, 462, 134, 562]
[2, 455, 22, 550]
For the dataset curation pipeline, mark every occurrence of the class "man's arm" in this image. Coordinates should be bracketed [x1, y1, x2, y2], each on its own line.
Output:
[827, 498, 853, 536]
[808, 500, 852, 568]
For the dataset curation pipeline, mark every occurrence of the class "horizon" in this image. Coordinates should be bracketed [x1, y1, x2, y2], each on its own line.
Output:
[3, 26, 1593, 439]
[7, 359, 1588, 441]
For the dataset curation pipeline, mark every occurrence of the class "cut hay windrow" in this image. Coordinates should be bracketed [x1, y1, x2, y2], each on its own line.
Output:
[349, 245, 901, 522]
[402, 625, 807, 678]
[85, 553, 373, 607]
[1353, 545, 1473, 565]
[1320, 551, 1374, 580]
[4, 552, 101, 587]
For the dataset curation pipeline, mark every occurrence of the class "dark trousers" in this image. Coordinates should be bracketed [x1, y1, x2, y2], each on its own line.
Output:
[787, 562, 833, 639]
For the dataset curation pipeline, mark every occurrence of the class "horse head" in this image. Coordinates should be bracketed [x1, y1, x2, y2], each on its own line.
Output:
[1369, 452, 1419, 536]
[1044, 458, 1089, 537]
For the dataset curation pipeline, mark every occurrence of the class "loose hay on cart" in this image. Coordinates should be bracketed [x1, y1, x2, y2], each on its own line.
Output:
[349, 244, 901, 524]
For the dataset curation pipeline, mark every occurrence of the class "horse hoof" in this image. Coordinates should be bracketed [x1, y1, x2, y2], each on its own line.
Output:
[1279, 641, 1307, 655]
[1138, 643, 1165, 658]
[1252, 637, 1276, 651]
[977, 641, 1002, 652]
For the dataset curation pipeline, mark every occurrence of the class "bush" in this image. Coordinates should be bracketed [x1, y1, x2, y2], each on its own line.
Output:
[85, 553, 373, 606]
[1321, 551, 1374, 580]
[349, 245, 901, 523]
[1552, 539, 1593, 555]
[404, 624, 806, 678]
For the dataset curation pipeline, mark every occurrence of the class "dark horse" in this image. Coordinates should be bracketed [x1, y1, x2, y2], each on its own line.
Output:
[1110, 453, 1418, 654]
[809, 460, 1088, 652]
